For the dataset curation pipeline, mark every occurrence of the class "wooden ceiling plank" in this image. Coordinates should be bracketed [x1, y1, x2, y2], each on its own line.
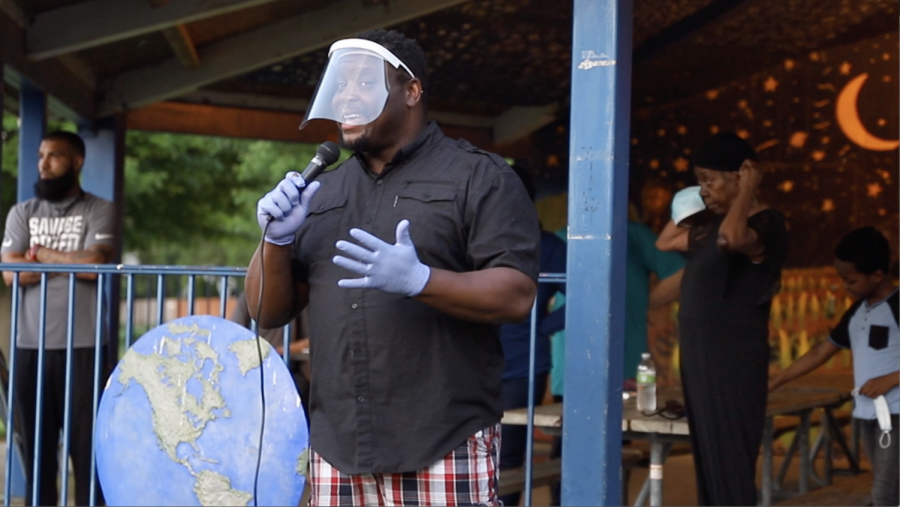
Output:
[633, 0, 756, 64]
[0, 0, 26, 28]
[98, 0, 469, 117]
[163, 24, 201, 68]
[0, 7, 94, 120]
[27, 0, 282, 61]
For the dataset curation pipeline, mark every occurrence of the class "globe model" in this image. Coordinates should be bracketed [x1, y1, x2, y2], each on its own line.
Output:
[95, 315, 309, 506]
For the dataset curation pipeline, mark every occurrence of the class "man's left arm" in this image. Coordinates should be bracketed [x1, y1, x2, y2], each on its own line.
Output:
[416, 168, 539, 323]
[416, 267, 535, 324]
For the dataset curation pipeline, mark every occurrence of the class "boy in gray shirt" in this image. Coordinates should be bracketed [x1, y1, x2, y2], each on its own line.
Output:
[769, 227, 898, 506]
[1, 131, 116, 506]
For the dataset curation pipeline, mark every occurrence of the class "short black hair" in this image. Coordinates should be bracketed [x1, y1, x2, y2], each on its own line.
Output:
[357, 29, 427, 92]
[510, 162, 536, 201]
[695, 132, 758, 172]
[43, 131, 85, 158]
[835, 227, 891, 275]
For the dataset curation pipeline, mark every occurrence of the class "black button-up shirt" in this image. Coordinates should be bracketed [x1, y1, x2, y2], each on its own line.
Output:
[291, 121, 540, 474]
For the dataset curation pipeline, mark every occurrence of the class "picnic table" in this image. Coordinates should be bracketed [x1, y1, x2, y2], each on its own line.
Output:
[502, 373, 854, 506]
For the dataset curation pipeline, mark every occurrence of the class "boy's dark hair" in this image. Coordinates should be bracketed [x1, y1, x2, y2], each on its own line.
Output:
[43, 131, 85, 158]
[510, 162, 536, 202]
[835, 227, 891, 275]
[357, 29, 428, 93]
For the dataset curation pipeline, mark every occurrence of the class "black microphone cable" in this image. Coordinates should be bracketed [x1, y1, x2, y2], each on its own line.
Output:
[251, 220, 272, 507]
[248, 142, 338, 506]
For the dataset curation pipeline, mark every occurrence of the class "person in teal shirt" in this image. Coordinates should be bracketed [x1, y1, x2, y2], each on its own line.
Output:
[550, 221, 685, 396]
[549, 220, 684, 505]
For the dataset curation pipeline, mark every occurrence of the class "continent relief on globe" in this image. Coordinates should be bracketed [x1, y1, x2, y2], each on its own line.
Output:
[99, 319, 309, 506]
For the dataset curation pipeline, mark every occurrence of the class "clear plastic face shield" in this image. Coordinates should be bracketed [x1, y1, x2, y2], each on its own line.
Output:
[301, 39, 416, 129]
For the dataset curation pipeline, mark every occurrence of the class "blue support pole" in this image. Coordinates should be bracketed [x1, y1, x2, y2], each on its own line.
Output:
[78, 116, 125, 205]
[78, 116, 125, 368]
[17, 81, 46, 203]
[562, 0, 633, 505]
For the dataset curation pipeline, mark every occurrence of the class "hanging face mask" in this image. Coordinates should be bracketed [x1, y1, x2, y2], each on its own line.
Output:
[852, 389, 893, 449]
[301, 39, 416, 129]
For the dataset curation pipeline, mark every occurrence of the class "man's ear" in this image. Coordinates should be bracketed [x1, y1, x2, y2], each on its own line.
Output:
[406, 79, 423, 107]
[73, 155, 85, 173]
[871, 269, 886, 284]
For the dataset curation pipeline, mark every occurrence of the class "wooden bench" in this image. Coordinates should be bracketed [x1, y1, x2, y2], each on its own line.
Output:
[498, 458, 562, 496]
[773, 472, 872, 506]
[772, 409, 853, 440]
[497, 448, 650, 501]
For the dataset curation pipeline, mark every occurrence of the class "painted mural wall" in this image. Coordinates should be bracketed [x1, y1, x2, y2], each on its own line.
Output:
[534, 31, 898, 386]
[628, 31, 899, 267]
[534, 32, 898, 269]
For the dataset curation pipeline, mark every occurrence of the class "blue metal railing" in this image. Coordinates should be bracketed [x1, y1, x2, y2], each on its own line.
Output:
[0, 263, 565, 506]
[1, 264, 248, 506]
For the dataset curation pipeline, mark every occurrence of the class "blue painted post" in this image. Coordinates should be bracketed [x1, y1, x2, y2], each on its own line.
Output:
[78, 116, 125, 206]
[17, 81, 46, 203]
[562, 0, 633, 505]
[79, 116, 125, 366]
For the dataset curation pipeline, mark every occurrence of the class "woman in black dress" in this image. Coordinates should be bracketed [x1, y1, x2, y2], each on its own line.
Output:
[656, 133, 789, 506]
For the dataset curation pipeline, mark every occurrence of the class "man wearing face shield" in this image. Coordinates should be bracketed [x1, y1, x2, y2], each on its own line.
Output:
[246, 30, 540, 506]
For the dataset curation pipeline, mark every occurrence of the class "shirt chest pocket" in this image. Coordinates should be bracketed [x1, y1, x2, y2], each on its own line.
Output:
[301, 193, 348, 264]
[392, 186, 463, 259]
[869, 325, 889, 350]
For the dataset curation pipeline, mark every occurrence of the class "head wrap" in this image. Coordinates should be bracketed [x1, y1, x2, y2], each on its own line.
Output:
[694, 132, 759, 172]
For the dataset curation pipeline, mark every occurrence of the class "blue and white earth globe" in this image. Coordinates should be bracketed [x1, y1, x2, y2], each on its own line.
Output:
[95, 316, 309, 506]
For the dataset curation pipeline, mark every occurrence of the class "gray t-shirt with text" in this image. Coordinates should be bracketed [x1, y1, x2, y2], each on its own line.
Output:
[1, 193, 116, 349]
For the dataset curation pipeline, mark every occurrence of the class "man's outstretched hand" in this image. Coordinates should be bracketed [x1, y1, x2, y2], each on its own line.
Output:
[332, 219, 431, 297]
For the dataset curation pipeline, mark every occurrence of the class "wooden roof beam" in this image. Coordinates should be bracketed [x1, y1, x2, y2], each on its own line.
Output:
[97, 0, 469, 117]
[0, 4, 94, 120]
[176, 89, 496, 129]
[163, 25, 201, 69]
[27, 0, 282, 61]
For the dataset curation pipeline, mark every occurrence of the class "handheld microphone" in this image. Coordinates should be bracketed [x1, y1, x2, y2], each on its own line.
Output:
[300, 141, 341, 184]
[267, 141, 341, 222]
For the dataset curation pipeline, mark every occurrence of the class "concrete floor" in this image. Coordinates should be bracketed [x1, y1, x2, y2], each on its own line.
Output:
[0, 441, 869, 506]
[517, 453, 865, 506]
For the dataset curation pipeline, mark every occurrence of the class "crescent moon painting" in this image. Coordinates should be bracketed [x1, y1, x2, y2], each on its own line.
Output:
[835, 73, 900, 151]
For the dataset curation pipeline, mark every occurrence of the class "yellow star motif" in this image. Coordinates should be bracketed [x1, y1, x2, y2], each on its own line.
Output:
[867, 182, 883, 198]
[763, 76, 778, 92]
[839, 62, 852, 75]
[822, 199, 835, 212]
[789, 132, 808, 148]
[673, 157, 689, 172]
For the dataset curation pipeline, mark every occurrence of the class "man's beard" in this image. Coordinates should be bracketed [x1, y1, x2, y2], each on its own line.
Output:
[34, 169, 78, 202]
[338, 130, 369, 153]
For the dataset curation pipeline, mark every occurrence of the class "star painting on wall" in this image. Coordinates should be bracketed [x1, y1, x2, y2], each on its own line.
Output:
[867, 182, 883, 198]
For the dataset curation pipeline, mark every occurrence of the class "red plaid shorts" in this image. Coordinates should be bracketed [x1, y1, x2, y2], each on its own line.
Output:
[309, 424, 501, 506]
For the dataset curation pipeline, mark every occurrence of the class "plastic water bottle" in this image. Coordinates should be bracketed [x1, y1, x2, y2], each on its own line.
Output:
[636, 352, 657, 412]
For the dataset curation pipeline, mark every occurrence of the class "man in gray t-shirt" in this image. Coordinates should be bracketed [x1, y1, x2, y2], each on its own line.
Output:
[1, 131, 115, 506]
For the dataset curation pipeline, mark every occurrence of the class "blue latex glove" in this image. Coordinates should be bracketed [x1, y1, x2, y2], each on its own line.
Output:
[256, 173, 321, 246]
[332, 219, 431, 296]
